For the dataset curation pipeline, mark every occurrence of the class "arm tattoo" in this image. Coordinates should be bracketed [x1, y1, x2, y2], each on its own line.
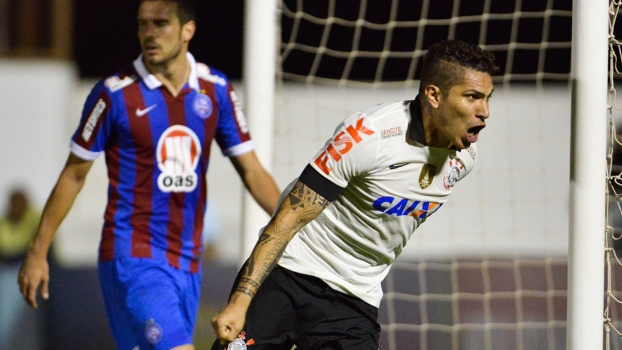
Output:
[234, 277, 261, 297]
[288, 181, 330, 216]
[240, 232, 286, 296]
[236, 181, 330, 297]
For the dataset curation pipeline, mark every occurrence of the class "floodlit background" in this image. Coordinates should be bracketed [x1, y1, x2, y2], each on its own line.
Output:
[3, 1, 614, 349]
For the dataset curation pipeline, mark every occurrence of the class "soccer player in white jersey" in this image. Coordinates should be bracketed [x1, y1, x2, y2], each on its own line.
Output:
[211, 39, 497, 350]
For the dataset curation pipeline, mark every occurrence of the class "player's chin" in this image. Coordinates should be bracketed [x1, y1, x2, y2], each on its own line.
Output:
[148, 58, 171, 69]
[456, 142, 470, 150]
[142, 51, 163, 64]
[456, 138, 473, 150]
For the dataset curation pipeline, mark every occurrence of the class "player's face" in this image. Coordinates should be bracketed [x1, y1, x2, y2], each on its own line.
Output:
[433, 69, 494, 149]
[137, 1, 193, 68]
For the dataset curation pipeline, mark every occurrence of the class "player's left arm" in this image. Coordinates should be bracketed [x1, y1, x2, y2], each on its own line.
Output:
[229, 151, 280, 215]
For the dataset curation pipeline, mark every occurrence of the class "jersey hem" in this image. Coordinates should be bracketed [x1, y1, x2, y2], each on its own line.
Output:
[70, 141, 101, 161]
[222, 140, 254, 157]
[277, 260, 382, 307]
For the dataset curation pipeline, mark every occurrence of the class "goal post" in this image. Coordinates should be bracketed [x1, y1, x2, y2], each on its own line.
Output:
[567, 1, 608, 350]
[240, 0, 278, 262]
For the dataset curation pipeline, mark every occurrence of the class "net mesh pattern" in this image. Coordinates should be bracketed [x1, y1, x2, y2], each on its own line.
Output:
[278, 0, 572, 86]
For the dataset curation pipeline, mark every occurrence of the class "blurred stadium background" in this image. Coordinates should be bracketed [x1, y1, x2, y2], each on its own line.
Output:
[0, 0, 618, 349]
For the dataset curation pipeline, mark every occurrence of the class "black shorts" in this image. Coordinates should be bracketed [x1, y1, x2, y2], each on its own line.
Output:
[212, 265, 380, 350]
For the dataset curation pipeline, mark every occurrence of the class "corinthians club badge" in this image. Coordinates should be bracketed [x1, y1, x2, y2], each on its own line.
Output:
[228, 338, 247, 350]
[228, 331, 253, 349]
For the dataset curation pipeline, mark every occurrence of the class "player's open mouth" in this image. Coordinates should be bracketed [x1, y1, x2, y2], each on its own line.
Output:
[468, 125, 484, 135]
[467, 125, 485, 142]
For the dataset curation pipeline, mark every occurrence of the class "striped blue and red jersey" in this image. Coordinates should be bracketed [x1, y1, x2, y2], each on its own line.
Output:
[70, 53, 253, 272]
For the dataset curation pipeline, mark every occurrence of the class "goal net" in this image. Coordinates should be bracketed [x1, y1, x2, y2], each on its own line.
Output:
[271, 0, 616, 349]
[606, 2, 622, 349]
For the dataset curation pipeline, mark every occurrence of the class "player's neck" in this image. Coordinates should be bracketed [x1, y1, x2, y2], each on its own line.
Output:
[145, 53, 190, 97]
[421, 108, 452, 149]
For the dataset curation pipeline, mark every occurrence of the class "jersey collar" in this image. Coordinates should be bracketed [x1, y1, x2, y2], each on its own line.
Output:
[408, 96, 426, 145]
[133, 52, 200, 91]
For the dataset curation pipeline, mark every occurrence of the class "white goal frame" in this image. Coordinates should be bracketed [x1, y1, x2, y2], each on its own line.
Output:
[567, 0, 608, 349]
[240, 0, 279, 261]
[242, 0, 609, 349]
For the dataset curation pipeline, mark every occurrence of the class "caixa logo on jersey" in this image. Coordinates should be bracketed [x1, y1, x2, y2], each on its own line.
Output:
[156, 125, 201, 192]
[372, 196, 443, 219]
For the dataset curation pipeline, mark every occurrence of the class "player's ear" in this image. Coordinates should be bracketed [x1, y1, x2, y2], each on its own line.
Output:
[424, 85, 441, 109]
[181, 20, 196, 43]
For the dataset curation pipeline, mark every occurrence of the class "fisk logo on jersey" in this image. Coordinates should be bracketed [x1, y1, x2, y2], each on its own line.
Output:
[372, 196, 443, 219]
[314, 117, 374, 175]
[156, 125, 201, 192]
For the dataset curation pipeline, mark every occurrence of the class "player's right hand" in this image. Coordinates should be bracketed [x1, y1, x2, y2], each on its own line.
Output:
[211, 306, 246, 345]
[18, 252, 50, 309]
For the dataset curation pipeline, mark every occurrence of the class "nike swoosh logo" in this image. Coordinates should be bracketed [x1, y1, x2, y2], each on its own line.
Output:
[136, 104, 157, 117]
[389, 163, 408, 169]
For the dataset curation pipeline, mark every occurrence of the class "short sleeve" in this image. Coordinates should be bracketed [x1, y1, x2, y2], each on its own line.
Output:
[212, 70, 254, 157]
[70, 79, 112, 161]
[307, 112, 379, 188]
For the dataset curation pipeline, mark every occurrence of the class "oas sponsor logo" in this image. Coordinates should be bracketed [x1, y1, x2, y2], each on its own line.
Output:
[156, 125, 201, 192]
[193, 93, 213, 119]
[314, 116, 375, 175]
[144, 319, 163, 344]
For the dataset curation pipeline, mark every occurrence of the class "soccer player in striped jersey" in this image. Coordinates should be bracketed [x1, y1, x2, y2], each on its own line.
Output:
[211, 40, 497, 350]
[17, 1, 280, 349]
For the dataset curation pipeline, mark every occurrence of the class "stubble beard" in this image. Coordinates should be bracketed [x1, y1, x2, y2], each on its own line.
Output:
[144, 41, 184, 69]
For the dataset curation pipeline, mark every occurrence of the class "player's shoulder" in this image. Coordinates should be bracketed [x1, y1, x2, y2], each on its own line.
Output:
[100, 64, 139, 93]
[361, 100, 409, 118]
[194, 62, 229, 87]
[456, 143, 478, 167]
[349, 100, 410, 133]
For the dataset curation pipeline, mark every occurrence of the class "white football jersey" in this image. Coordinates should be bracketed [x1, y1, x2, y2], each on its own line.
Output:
[277, 98, 478, 307]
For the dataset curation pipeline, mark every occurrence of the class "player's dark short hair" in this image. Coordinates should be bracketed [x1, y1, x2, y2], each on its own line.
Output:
[174, 0, 195, 24]
[419, 40, 498, 95]
[141, 0, 195, 24]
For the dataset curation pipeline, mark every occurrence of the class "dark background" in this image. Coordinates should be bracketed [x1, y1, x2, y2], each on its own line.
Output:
[73, 0, 245, 79]
[70, 0, 576, 82]
[279, 0, 573, 82]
